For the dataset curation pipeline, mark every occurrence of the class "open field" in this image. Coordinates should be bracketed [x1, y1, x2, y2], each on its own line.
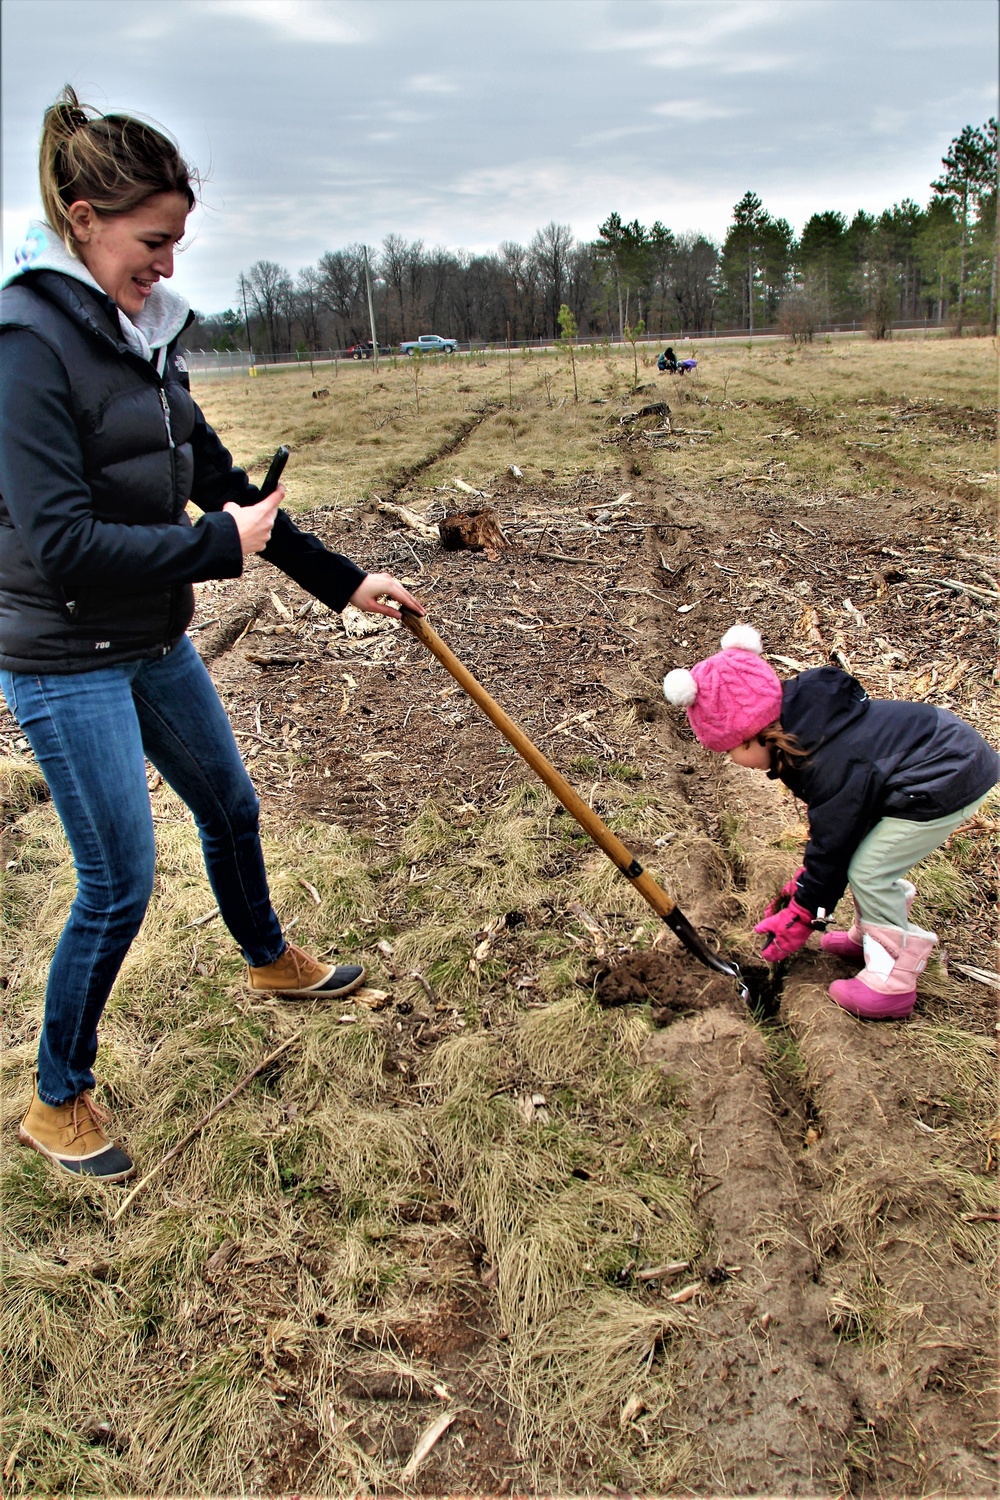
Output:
[1, 337, 997, 1496]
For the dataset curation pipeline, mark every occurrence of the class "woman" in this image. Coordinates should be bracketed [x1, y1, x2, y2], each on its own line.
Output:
[0, 88, 422, 1182]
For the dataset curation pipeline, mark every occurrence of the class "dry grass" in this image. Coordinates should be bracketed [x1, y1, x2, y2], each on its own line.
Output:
[2, 764, 706, 1492]
[192, 334, 996, 514]
[2, 337, 996, 1494]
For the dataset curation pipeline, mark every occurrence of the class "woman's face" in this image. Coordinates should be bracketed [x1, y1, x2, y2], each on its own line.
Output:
[66, 191, 191, 317]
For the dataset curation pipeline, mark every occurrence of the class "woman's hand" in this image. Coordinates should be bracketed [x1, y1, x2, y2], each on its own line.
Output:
[223, 484, 284, 556]
[349, 572, 424, 620]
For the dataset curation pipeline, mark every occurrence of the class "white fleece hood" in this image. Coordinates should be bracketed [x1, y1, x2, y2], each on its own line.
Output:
[4, 221, 190, 360]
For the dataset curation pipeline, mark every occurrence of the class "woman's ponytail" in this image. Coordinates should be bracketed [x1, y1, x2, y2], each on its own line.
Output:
[38, 85, 197, 252]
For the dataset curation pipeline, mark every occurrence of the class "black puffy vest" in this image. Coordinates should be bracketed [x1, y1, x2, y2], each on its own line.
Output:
[0, 271, 199, 670]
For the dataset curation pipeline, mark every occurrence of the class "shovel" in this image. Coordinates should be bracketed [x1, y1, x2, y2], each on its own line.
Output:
[400, 608, 749, 1000]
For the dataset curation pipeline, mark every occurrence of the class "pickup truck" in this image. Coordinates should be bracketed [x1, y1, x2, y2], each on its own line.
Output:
[399, 334, 457, 355]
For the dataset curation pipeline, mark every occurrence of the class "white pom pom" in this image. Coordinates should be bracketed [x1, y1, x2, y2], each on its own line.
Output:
[720, 624, 763, 655]
[663, 668, 698, 707]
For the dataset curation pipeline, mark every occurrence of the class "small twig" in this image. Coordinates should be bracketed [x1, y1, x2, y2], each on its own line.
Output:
[950, 962, 1000, 989]
[112, 1037, 297, 1219]
[635, 1259, 690, 1282]
[233, 729, 280, 748]
[396, 533, 425, 573]
[941, 577, 999, 602]
[411, 969, 438, 1006]
[535, 551, 607, 567]
[179, 910, 220, 930]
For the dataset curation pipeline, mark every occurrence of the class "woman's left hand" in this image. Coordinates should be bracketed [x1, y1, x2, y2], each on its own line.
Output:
[349, 571, 424, 620]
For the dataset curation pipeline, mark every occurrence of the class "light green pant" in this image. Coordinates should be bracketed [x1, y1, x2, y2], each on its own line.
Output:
[846, 797, 987, 930]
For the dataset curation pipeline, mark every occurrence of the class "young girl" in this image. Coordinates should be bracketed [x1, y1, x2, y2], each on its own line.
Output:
[663, 626, 998, 1020]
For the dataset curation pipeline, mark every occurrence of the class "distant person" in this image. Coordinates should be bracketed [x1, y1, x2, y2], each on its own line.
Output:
[0, 87, 423, 1182]
[663, 626, 997, 1020]
[657, 345, 678, 373]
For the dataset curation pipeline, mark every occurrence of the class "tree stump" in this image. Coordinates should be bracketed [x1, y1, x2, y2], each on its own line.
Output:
[438, 508, 508, 554]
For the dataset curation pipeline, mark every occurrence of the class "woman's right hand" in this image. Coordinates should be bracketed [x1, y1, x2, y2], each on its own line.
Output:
[223, 484, 284, 556]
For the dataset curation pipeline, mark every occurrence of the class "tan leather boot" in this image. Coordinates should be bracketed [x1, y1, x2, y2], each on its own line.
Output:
[19, 1079, 135, 1182]
[247, 942, 365, 998]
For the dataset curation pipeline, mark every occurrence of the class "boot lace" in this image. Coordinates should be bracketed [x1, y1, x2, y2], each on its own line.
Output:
[283, 943, 323, 984]
[71, 1091, 110, 1145]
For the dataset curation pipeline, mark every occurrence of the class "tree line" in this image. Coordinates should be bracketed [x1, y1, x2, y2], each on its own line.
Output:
[191, 119, 998, 356]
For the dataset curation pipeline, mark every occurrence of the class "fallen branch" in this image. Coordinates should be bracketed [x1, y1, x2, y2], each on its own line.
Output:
[377, 500, 438, 540]
[112, 1037, 297, 1220]
[939, 577, 1000, 603]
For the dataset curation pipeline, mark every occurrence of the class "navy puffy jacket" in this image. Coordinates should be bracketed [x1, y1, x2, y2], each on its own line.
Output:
[776, 667, 999, 917]
[0, 270, 365, 672]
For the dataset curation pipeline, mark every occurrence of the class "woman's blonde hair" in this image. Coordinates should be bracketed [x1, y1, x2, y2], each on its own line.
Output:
[39, 86, 197, 251]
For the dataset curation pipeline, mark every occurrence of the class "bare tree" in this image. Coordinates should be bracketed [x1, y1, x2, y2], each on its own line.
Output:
[672, 234, 718, 331]
[293, 266, 324, 350]
[242, 259, 293, 359]
[316, 247, 366, 346]
[530, 221, 574, 338]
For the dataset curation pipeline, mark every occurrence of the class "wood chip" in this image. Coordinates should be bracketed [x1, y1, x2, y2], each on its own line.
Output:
[204, 1239, 239, 1279]
[353, 987, 392, 1010]
[620, 1394, 646, 1427]
[665, 1280, 702, 1303]
[400, 1411, 457, 1481]
[566, 900, 607, 957]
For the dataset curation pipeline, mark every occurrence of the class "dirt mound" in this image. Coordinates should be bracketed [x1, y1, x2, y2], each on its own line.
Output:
[595, 949, 741, 1023]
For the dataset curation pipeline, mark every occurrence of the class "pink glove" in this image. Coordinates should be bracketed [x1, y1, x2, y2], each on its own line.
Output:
[754, 898, 816, 962]
[763, 866, 806, 919]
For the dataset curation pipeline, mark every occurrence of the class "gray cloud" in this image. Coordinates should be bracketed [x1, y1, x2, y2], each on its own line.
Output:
[2, 0, 996, 313]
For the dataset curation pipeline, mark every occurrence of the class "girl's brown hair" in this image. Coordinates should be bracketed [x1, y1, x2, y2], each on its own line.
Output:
[758, 722, 810, 775]
[39, 86, 197, 251]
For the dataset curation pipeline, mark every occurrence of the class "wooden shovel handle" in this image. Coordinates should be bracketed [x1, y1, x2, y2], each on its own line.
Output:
[400, 608, 676, 920]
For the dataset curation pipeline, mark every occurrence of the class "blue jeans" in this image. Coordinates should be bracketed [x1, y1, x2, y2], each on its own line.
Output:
[0, 635, 285, 1104]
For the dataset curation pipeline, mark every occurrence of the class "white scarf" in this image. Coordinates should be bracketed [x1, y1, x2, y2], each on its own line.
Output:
[5, 221, 189, 363]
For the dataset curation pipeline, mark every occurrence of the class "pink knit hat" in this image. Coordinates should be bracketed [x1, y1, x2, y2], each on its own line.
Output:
[662, 625, 783, 752]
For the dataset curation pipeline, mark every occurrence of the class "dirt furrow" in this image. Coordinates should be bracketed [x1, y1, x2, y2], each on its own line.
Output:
[783, 966, 999, 1495]
[643, 1005, 860, 1494]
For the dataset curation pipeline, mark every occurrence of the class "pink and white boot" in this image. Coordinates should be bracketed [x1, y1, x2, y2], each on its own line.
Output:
[828, 921, 937, 1021]
[821, 881, 916, 964]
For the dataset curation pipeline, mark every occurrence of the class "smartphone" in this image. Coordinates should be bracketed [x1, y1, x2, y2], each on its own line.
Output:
[260, 445, 289, 498]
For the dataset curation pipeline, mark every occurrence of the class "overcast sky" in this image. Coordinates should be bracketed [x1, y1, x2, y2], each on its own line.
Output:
[3, 0, 997, 314]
